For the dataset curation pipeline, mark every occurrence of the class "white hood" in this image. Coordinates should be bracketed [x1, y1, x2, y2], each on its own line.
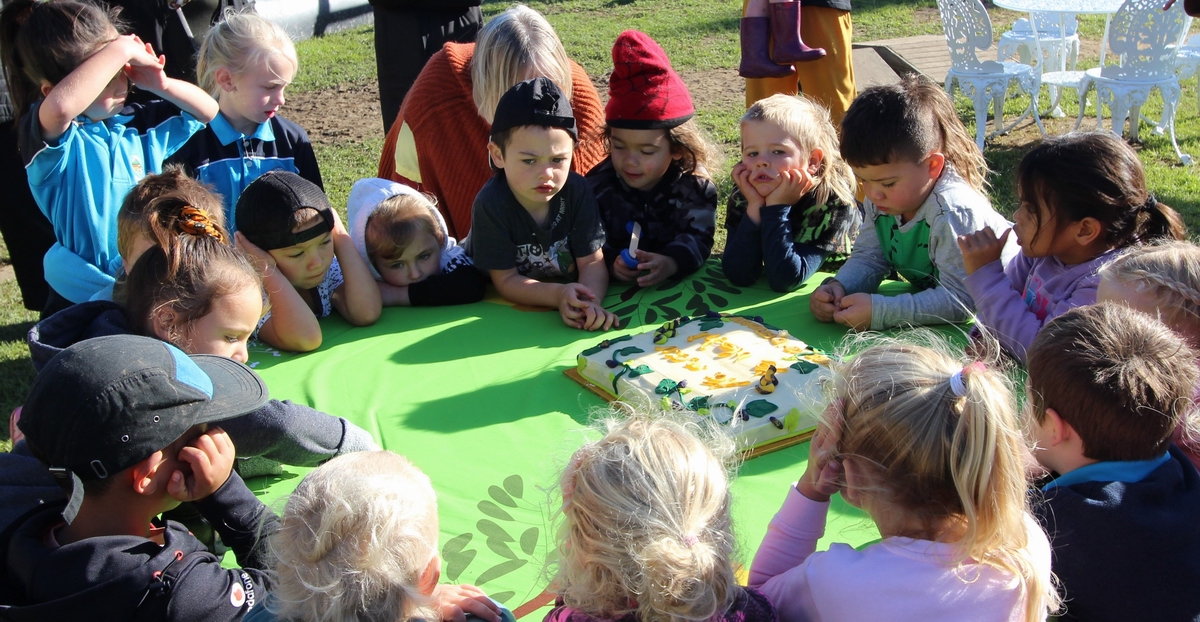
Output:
[346, 178, 466, 280]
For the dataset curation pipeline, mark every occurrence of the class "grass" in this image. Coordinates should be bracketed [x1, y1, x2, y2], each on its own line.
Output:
[5, 0, 1200, 441]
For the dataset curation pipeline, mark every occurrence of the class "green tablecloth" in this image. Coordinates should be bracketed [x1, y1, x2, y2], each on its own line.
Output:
[241, 262, 908, 615]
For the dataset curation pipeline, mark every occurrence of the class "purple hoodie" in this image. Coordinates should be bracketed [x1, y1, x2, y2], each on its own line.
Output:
[965, 248, 1121, 363]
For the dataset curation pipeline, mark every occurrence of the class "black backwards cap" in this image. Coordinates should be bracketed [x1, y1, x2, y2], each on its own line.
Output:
[235, 171, 335, 251]
[490, 77, 577, 142]
[19, 335, 269, 523]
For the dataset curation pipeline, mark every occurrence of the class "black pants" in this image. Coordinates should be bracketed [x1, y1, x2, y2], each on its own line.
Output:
[0, 120, 55, 311]
[373, 4, 482, 134]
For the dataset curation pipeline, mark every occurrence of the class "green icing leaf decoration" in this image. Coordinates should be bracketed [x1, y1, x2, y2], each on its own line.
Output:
[614, 346, 645, 358]
[697, 319, 724, 331]
[687, 395, 711, 412]
[790, 360, 819, 374]
[626, 364, 654, 378]
[655, 379, 678, 395]
[783, 408, 801, 432]
[743, 400, 779, 418]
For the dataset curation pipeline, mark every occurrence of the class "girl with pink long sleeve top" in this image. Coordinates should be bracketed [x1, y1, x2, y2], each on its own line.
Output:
[749, 338, 1058, 622]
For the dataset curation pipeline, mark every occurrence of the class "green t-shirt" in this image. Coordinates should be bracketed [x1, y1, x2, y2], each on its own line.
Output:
[875, 215, 937, 289]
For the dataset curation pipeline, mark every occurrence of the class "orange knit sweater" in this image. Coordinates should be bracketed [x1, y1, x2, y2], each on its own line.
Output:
[376, 42, 607, 239]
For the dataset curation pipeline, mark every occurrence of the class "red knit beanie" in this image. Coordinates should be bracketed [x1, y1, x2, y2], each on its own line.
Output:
[605, 30, 694, 129]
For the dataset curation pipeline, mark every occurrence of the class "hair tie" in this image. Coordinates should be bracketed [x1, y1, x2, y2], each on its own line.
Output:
[682, 535, 699, 548]
[1142, 194, 1158, 212]
[949, 362, 987, 398]
[178, 206, 225, 243]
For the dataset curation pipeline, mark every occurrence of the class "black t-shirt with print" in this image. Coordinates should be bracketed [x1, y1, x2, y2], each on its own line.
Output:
[468, 172, 606, 281]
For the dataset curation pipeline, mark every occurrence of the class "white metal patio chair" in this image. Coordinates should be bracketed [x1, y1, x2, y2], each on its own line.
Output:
[1076, 0, 1193, 163]
[1174, 33, 1200, 113]
[998, 13, 1080, 69]
[937, 0, 1045, 149]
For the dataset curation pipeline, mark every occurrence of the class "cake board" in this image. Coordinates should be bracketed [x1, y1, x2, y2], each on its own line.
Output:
[563, 367, 815, 459]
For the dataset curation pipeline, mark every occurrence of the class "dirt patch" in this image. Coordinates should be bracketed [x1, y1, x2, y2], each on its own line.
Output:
[288, 82, 384, 146]
[289, 69, 746, 148]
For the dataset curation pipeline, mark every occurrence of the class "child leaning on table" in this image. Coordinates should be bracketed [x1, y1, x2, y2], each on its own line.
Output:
[235, 171, 382, 352]
[721, 93, 860, 292]
[347, 178, 488, 306]
[750, 334, 1057, 622]
[957, 131, 1186, 363]
[588, 30, 720, 287]
[468, 77, 618, 331]
[245, 451, 509, 622]
[1025, 304, 1200, 622]
[809, 75, 1017, 330]
[546, 413, 777, 622]
[0, 0, 217, 310]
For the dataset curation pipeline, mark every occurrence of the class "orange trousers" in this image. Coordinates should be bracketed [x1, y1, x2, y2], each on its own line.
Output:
[742, 3, 856, 127]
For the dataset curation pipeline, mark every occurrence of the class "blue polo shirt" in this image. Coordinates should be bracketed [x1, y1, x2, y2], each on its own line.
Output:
[167, 112, 322, 231]
[19, 100, 205, 303]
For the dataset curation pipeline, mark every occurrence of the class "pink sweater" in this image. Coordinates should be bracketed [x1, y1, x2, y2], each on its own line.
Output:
[748, 487, 1052, 622]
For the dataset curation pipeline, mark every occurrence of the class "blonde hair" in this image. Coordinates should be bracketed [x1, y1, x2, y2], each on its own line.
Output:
[471, 5, 573, 124]
[365, 193, 444, 265]
[267, 451, 440, 622]
[1099, 240, 1200, 342]
[742, 94, 856, 208]
[554, 411, 739, 622]
[197, 11, 298, 99]
[829, 332, 1058, 622]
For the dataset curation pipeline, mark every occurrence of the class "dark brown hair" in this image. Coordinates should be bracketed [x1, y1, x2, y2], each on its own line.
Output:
[124, 201, 262, 347]
[117, 165, 226, 261]
[1027, 303, 1198, 461]
[1017, 132, 1187, 249]
[364, 193, 443, 265]
[0, 0, 123, 127]
[839, 74, 988, 193]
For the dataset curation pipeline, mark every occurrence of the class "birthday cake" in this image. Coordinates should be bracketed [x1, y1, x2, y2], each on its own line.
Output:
[573, 313, 832, 452]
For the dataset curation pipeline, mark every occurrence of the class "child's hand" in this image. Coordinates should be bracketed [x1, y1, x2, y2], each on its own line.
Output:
[809, 280, 846, 322]
[432, 584, 502, 622]
[612, 256, 640, 282]
[167, 426, 235, 502]
[732, 161, 766, 221]
[957, 226, 1010, 275]
[765, 168, 815, 208]
[796, 399, 844, 503]
[558, 283, 595, 329]
[833, 293, 872, 331]
[580, 300, 620, 331]
[633, 250, 678, 287]
[123, 39, 168, 93]
[235, 231, 276, 271]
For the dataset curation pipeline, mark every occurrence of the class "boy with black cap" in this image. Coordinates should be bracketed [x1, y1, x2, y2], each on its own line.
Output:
[0, 334, 280, 621]
[468, 77, 618, 331]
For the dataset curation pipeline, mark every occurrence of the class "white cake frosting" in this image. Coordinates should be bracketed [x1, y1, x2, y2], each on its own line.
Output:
[576, 313, 832, 450]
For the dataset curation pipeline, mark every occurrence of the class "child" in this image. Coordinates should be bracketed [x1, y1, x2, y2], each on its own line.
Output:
[0, 334, 279, 620]
[247, 451, 507, 622]
[469, 77, 618, 331]
[0, 0, 218, 311]
[1097, 240, 1200, 470]
[168, 12, 322, 229]
[1026, 304, 1200, 621]
[750, 335, 1057, 622]
[722, 94, 860, 292]
[347, 178, 488, 306]
[235, 171, 381, 352]
[548, 414, 776, 622]
[809, 75, 1017, 331]
[958, 131, 1186, 362]
[587, 31, 719, 287]
[28, 187, 376, 469]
